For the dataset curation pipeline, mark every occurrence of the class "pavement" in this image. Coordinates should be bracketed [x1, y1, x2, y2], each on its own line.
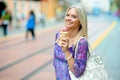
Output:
[0, 14, 120, 80]
[0, 19, 63, 80]
[94, 20, 120, 80]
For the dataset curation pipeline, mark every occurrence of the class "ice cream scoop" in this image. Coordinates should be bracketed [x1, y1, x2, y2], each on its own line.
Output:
[60, 27, 69, 38]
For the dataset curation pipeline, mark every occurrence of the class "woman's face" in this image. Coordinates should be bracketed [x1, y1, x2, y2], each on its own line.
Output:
[65, 8, 80, 29]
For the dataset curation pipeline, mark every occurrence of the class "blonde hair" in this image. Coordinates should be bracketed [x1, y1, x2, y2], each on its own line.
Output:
[65, 5, 88, 46]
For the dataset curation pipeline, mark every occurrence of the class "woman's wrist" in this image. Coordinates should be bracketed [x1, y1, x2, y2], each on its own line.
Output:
[66, 54, 72, 60]
[65, 50, 72, 60]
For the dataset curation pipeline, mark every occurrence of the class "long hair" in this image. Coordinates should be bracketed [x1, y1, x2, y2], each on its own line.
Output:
[65, 5, 88, 46]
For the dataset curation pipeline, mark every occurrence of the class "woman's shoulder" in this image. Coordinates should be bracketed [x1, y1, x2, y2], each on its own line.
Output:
[78, 37, 88, 45]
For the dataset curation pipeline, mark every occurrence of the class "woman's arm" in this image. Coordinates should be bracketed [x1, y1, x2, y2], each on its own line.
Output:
[66, 38, 88, 78]
[54, 32, 67, 62]
[73, 38, 88, 77]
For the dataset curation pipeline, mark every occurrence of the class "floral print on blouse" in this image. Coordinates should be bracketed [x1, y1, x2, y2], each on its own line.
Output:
[53, 32, 88, 80]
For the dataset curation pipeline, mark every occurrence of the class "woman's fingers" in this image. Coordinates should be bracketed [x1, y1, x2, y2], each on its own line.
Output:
[60, 37, 69, 47]
[57, 36, 69, 48]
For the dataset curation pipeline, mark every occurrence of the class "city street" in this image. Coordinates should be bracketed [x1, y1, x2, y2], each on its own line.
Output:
[0, 14, 120, 80]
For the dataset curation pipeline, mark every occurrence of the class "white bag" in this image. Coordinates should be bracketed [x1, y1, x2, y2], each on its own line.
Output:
[69, 37, 111, 80]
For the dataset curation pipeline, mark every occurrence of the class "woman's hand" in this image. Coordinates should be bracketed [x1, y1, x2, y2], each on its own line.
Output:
[58, 37, 69, 53]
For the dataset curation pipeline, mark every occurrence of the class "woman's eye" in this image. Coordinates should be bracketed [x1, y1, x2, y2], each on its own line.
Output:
[65, 14, 77, 19]
[72, 15, 76, 18]
[66, 14, 69, 17]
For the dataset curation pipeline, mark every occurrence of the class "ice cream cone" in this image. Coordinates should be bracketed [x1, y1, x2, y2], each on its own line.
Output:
[60, 27, 69, 38]
[60, 31, 69, 38]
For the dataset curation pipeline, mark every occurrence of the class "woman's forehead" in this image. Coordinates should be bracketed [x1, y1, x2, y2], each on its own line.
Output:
[68, 7, 76, 11]
[67, 8, 78, 14]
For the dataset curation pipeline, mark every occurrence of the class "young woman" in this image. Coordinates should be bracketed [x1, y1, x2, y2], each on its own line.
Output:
[53, 5, 89, 80]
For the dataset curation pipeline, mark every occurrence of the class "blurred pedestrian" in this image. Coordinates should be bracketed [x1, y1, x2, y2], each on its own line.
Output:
[26, 10, 36, 40]
[1, 9, 12, 36]
[0, 1, 6, 19]
[53, 5, 88, 80]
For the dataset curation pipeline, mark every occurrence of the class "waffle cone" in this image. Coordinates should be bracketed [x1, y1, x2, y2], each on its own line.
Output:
[60, 31, 69, 38]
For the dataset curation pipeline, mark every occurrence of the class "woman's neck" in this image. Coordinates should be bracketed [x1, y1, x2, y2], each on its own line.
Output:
[68, 28, 79, 38]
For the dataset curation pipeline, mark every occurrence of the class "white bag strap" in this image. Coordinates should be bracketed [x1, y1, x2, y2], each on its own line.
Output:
[87, 40, 95, 56]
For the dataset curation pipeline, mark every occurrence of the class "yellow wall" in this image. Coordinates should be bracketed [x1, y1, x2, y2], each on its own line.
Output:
[4, 0, 58, 20]
[41, 0, 57, 19]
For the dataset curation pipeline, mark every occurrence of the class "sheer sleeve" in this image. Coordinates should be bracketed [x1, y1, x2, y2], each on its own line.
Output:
[73, 38, 88, 78]
[54, 32, 67, 62]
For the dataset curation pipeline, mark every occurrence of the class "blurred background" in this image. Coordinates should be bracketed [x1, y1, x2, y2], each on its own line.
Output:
[0, 0, 119, 30]
[0, 0, 120, 80]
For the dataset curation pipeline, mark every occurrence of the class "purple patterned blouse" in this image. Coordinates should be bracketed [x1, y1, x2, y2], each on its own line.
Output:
[53, 32, 88, 80]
